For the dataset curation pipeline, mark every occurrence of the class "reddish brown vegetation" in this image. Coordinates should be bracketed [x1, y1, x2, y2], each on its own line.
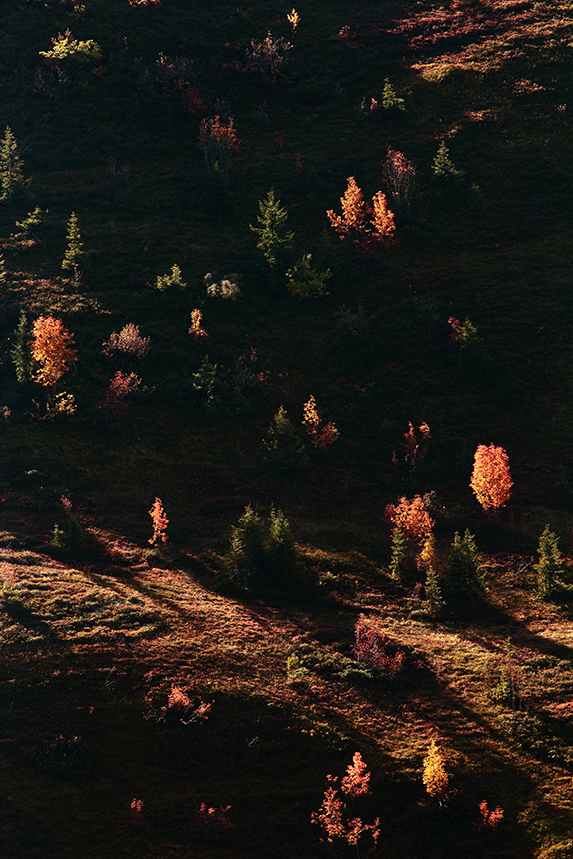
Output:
[327, 176, 396, 257]
[148, 497, 168, 546]
[30, 315, 78, 387]
[470, 443, 513, 512]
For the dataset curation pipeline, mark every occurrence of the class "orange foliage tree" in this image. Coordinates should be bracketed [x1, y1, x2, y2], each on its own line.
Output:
[470, 443, 512, 512]
[312, 753, 379, 850]
[385, 495, 434, 546]
[302, 395, 339, 449]
[149, 497, 168, 546]
[30, 315, 78, 387]
[327, 176, 396, 257]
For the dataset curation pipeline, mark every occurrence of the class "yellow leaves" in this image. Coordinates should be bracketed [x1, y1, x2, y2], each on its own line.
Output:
[287, 8, 300, 30]
[327, 177, 396, 257]
[470, 443, 512, 512]
[422, 740, 449, 798]
[302, 395, 339, 448]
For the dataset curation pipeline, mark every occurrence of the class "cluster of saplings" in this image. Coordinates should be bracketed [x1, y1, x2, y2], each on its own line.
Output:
[223, 506, 303, 592]
[390, 525, 570, 620]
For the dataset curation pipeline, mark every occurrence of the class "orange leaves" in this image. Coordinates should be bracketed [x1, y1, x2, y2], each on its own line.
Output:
[30, 315, 78, 387]
[302, 395, 339, 448]
[189, 309, 208, 342]
[101, 370, 141, 417]
[327, 176, 396, 257]
[148, 497, 168, 546]
[341, 752, 370, 798]
[312, 754, 379, 849]
[470, 443, 512, 512]
[386, 495, 434, 546]
[422, 739, 449, 799]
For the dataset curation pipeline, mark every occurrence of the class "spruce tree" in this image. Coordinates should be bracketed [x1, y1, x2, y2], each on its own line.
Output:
[250, 189, 294, 268]
[534, 525, 563, 599]
[389, 527, 408, 584]
[263, 406, 308, 473]
[432, 141, 463, 180]
[11, 310, 32, 383]
[446, 530, 484, 603]
[381, 78, 405, 111]
[224, 506, 267, 586]
[62, 211, 84, 277]
[0, 127, 29, 201]
[423, 566, 445, 618]
[268, 507, 297, 586]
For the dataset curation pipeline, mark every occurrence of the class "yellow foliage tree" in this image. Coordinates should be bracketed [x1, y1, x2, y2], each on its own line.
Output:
[422, 740, 448, 799]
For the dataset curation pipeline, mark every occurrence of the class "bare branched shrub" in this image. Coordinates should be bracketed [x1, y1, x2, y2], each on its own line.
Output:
[244, 31, 292, 81]
[102, 323, 150, 359]
[382, 149, 426, 225]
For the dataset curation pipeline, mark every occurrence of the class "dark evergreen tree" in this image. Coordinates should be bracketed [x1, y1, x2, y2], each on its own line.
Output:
[389, 527, 408, 584]
[11, 310, 32, 383]
[0, 127, 29, 201]
[446, 530, 484, 603]
[534, 525, 563, 599]
[263, 406, 308, 473]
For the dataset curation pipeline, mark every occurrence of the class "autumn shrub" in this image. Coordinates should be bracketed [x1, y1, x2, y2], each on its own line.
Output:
[354, 614, 406, 675]
[102, 323, 150, 360]
[263, 406, 308, 473]
[189, 309, 208, 343]
[204, 271, 241, 299]
[312, 753, 379, 851]
[476, 800, 504, 833]
[302, 395, 339, 449]
[155, 264, 187, 291]
[385, 495, 434, 573]
[327, 176, 396, 257]
[198, 116, 240, 181]
[244, 31, 292, 82]
[448, 316, 478, 347]
[148, 497, 168, 547]
[382, 149, 426, 225]
[100, 370, 141, 417]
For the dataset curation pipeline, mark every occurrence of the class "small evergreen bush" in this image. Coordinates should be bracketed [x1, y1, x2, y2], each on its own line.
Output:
[224, 505, 300, 590]
[263, 406, 308, 473]
[534, 525, 563, 599]
[445, 530, 484, 603]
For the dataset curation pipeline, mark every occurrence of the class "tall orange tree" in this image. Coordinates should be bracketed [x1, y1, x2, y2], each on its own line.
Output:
[470, 443, 512, 513]
[30, 316, 78, 388]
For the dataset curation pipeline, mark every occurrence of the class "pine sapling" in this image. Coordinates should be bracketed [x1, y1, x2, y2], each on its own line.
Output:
[11, 310, 32, 383]
[0, 127, 30, 201]
[62, 211, 84, 281]
[534, 525, 563, 599]
[433, 141, 463, 179]
[389, 527, 408, 583]
[250, 188, 294, 268]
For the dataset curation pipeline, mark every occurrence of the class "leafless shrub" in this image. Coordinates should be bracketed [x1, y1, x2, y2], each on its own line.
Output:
[102, 323, 150, 359]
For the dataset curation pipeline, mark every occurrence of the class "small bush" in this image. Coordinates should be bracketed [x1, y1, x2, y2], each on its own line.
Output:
[263, 406, 308, 473]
